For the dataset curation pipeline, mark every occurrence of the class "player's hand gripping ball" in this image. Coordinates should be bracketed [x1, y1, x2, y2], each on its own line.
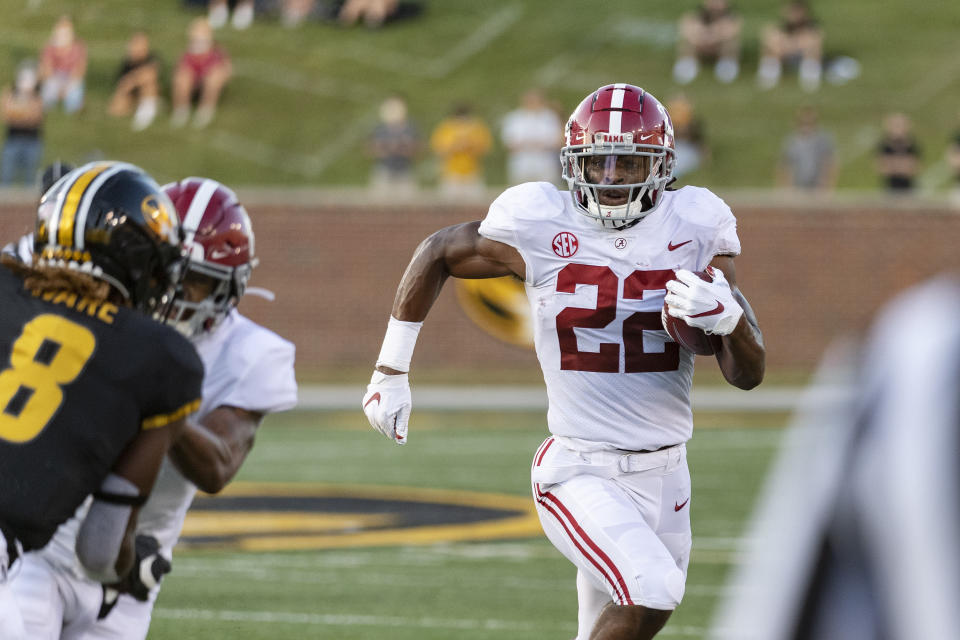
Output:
[662, 267, 743, 355]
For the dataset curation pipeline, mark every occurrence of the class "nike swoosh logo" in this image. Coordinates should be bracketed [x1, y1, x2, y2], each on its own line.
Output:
[674, 498, 689, 512]
[209, 248, 233, 260]
[689, 301, 724, 318]
[363, 392, 381, 409]
[667, 240, 692, 251]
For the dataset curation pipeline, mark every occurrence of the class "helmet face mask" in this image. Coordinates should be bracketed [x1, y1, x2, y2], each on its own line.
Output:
[162, 178, 255, 339]
[167, 259, 250, 338]
[561, 84, 676, 229]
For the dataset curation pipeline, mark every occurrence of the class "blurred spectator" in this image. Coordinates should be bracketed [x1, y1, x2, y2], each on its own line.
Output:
[429, 103, 492, 197]
[756, 1, 823, 92]
[339, 0, 396, 27]
[946, 116, 960, 207]
[208, 0, 255, 30]
[667, 93, 709, 179]
[281, 0, 317, 27]
[337, 0, 422, 27]
[368, 94, 420, 194]
[876, 113, 920, 193]
[673, 0, 743, 85]
[1, 62, 44, 186]
[777, 106, 836, 191]
[500, 89, 561, 184]
[108, 31, 160, 132]
[171, 17, 232, 129]
[38, 15, 87, 113]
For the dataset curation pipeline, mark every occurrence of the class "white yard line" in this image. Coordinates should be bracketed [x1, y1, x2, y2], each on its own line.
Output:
[209, 109, 376, 179]
[296, 384, 832, 412]
[335, 5, 523, 79]
[232, 59, 377, 103]
[153, 607, 569, 632]
[172, 564, 736, 597]
[153, 607, 705, 636]
[425, 5, 525, 78]
[918, 159, 953, 194]
[209, 131, 326, 179]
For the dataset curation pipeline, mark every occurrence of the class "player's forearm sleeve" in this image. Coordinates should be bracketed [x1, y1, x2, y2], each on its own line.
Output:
[75, 473, 139, 583]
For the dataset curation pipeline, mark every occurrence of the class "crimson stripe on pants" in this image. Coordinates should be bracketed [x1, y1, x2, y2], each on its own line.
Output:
[535, 484, 635, 605]
[534, 437, 555, 467]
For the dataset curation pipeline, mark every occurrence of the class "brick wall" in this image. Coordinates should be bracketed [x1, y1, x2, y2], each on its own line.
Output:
[3, 196, 958, 375]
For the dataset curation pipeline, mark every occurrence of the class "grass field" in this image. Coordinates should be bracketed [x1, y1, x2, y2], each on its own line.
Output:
[1, 1, 958, 191]
[146, 409, 788, 639]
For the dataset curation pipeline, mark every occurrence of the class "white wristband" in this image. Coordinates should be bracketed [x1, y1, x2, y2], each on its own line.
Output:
[376, 316, 423, 372]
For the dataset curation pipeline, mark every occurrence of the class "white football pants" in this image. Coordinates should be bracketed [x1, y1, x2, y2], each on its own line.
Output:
[1, 535, 28, 640]
[12, 552, 154, 640]
[531, 436, 692, 639]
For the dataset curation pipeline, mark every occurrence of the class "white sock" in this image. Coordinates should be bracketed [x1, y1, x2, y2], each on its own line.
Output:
[673, 56, 698, 85]
[799, 58, 822, 92]
[715, 57, 739, 83]
[232, 2, 254, 29]
[132, 97, 157, 131]
[757, 56, 781, 89]
[208, 2, 228, 29]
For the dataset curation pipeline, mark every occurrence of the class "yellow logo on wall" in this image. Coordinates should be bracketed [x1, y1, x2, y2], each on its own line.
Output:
[455, 275, 534, 349]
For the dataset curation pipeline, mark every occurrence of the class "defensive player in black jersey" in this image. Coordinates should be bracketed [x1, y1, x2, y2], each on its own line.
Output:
[0, 161, 203, 639]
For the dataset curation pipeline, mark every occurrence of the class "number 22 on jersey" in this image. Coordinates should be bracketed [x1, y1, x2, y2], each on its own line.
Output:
[556, 264, 678, 373]
[0, 314, 96, 443]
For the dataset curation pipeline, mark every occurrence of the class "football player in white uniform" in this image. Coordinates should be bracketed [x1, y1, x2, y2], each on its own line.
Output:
[363, 84, 765, 640]
[10, 177, 298, 640]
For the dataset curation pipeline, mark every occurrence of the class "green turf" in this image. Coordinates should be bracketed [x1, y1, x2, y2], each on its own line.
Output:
[146, 410, 786, 639]
[1, 1, 957, 191]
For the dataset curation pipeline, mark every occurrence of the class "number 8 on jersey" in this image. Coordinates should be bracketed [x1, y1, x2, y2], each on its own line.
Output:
[0, 315, 96, 443]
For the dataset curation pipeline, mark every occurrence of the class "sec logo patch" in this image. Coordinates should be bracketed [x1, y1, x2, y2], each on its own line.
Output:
[552, 231, 578, 258]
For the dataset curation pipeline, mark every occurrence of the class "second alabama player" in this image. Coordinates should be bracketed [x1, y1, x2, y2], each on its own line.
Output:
[11, 177, 298, 640]
[363, 84, 765, 640]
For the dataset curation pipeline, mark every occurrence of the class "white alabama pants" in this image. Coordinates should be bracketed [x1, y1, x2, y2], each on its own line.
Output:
[532, 436, 692, 639]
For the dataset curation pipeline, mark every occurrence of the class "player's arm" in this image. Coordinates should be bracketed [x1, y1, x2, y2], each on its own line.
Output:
[363, 221, 525, 442]
[168, 406, 264, 494]
[388, 221, 524, 329]
[708, 255, 765, 389]
[75, 418, 186, 583]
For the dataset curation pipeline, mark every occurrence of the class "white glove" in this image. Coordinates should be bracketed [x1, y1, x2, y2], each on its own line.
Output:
[664, 268, 743, 336]
[362, 370, 410, 445]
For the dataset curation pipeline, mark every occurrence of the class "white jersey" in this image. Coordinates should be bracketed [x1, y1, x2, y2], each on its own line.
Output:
[479, 183, 740, 451]
[38, 310, 298, 573]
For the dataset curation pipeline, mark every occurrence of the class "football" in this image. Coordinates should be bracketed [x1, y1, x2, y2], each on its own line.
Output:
[662, 270, 723, 356]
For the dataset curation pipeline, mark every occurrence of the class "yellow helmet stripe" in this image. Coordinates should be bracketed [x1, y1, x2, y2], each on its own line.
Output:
[57, 163, 112, 248]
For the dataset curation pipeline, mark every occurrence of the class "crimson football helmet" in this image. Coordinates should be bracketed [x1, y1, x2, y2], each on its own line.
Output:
[162, 177, 255, 337]
[561, 84, 675, 228]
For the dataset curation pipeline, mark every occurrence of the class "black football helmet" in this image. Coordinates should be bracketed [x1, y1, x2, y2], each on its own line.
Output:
[39, 160, 73, 196]
[34, 161, 185, 314]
